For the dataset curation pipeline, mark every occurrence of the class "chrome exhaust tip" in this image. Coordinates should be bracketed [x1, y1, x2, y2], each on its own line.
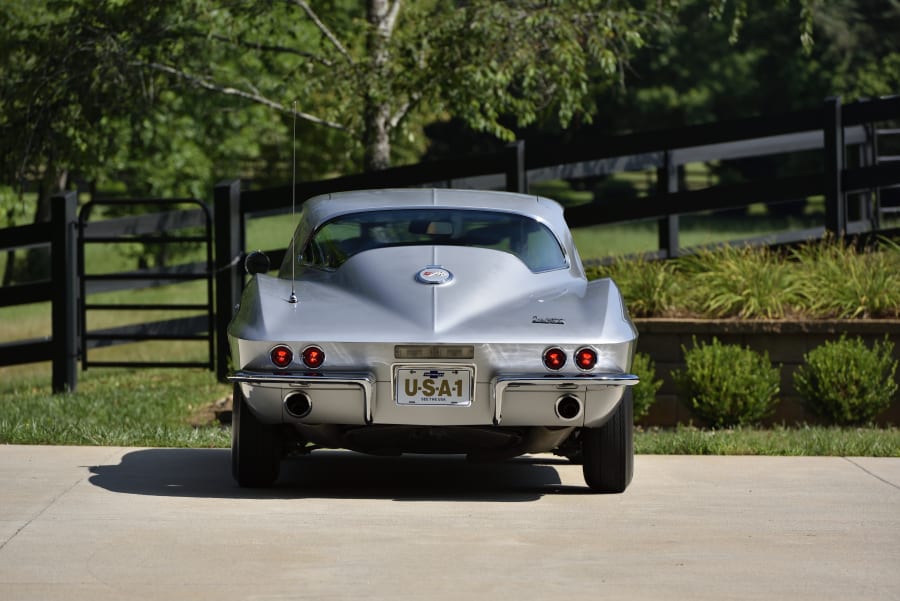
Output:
[555, 395, 582, 421]
[284, 391, 312, 418]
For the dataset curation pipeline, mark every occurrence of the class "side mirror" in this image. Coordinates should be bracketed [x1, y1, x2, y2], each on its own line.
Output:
[244, 250, 270, 275]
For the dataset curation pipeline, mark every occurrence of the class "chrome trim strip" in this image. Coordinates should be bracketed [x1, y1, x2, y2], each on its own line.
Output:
[229, 370, 377, 424]
[490, 373, 639, 425]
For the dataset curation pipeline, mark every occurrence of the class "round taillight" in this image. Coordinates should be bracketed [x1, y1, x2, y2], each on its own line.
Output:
[270, 345, 293, 368]
[301, 346, 325, 369]
[543, 347, 567, 370]
[575, 347, 597, 370]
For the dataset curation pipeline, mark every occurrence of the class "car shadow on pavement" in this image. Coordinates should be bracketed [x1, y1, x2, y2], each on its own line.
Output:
[88, 448, 592, 502]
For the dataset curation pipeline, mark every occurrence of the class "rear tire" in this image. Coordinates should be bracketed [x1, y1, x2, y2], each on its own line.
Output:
[581, 388, 634, 493]
[232, 383, 283, 487]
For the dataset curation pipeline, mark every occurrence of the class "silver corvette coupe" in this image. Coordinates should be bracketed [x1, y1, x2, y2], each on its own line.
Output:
[228, 188, 639, 492]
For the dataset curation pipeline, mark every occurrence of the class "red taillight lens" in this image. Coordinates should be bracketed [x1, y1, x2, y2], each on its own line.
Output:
[270, 345, 293, 368]
[575, 347, 597, 370]
[302, 346, 325, 369]
[543, 347, 566, 370]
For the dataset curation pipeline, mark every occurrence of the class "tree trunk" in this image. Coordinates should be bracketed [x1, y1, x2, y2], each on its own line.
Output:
[19, 166, 69, 282]
[362, 0, 399, 172]
[1, 206, 17, 287]
[363, 99, 391, 172]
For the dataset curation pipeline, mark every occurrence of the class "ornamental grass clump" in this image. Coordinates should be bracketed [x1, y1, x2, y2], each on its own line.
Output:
[591, 256, 681, 317]
[677, 245, 800, 319]
[791, 237, 900, 319]
[793, 335, 898, 425]
[672, 337, 781, 428]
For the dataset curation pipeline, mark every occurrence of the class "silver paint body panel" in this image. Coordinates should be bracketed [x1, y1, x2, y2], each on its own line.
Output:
[227, 189, 638, 455]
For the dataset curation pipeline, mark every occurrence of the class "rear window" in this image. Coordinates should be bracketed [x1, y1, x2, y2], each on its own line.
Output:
[290, 208, 567, 273]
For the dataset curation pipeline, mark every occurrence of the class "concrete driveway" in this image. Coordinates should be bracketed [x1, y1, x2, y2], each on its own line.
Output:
[1, 445, 898, 601]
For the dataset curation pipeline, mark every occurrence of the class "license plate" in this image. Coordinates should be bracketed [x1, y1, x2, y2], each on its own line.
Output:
[395, 367, 473, 406]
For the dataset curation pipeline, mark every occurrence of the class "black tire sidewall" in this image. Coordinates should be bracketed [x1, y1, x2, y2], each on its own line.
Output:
[581, 388, 634, 493]
[231, 383, 282, 487]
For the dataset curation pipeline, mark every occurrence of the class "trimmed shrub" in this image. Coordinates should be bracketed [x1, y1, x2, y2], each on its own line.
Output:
[793, 335, 898, 425]
[672, 337, 781, 428]
[631, 352, 662, 422]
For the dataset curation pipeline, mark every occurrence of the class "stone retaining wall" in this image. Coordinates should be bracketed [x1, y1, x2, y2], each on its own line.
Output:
[633, 319, 900, 427]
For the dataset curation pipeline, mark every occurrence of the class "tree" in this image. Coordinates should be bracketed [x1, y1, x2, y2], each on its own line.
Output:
[0, 0, 160, 279]
[142, 0, 827, 172]
[577, 0, 899, 215]
[116, 0, 671, 172]
[1, 0, 824, 230]
[0, 1, 291, 280]
[3, 1, 824, 185]
[592, 0, 899, 131]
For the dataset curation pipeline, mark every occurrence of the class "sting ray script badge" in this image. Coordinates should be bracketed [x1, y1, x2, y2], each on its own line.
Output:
[532, 316, 566, 325]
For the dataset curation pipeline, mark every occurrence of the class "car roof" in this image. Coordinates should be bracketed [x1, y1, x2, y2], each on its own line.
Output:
[300, 188, 568, 233]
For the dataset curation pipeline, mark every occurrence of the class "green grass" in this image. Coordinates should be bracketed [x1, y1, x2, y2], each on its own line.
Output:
[0, 367, 231, 447]
[635, 425, 900, 456]
[246, 213, 299, 253]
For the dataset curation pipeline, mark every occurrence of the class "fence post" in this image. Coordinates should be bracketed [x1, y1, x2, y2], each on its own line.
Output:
[823, 96, 846, 236]
[657, 151, 680, 258]
[860, 122, 878, 230]
[51, 191, 78, 393]
[214, 179, 242, 382]
[504, 141, 526, 193]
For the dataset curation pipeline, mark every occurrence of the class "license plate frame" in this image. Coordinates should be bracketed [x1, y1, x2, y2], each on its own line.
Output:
[394, 366, 474, 407]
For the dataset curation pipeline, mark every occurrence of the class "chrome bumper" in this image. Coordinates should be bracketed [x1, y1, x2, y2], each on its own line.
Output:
[229, 370, 377, 423]
[229, 370, 638, 428]
[491, 373, 639, 426]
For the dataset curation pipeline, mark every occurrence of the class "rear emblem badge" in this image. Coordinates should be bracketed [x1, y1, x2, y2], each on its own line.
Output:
[416, 267, 453, 285]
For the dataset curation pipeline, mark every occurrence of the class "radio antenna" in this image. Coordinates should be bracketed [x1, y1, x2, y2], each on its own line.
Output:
[288, 100, 298, 304]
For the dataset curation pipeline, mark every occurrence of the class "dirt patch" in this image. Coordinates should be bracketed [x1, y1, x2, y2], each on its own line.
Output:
[188, 394, 233, 428]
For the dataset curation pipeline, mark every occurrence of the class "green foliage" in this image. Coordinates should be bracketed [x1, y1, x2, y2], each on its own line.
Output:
[672, 337, 780, 427]
[590, 256, 681, 317]
[0, 1, 350, 200]
[849, 52, 900, 98]
[594, 0, 898, 132]
[792, 238, 900, 319]
[631, 352, 662, 421]
[426, 1, 652, 141]
[794, 335, 899, 426]
[0, 2, 121, 201]
[587, 237, 900, 320]
[1, 0, 826, 198]
[679, 245, 800, 319]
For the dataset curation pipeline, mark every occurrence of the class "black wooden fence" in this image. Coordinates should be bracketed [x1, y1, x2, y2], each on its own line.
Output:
[0, 192, 78, 392]
[2, 96, 899, 391]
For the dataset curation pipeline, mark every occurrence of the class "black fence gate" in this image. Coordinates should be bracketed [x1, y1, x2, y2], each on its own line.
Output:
[78, 199, 215, 370]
